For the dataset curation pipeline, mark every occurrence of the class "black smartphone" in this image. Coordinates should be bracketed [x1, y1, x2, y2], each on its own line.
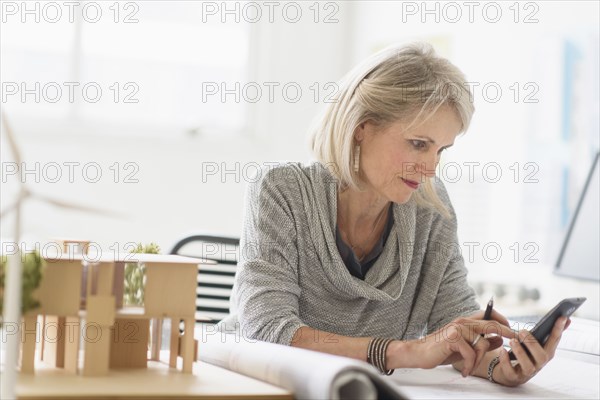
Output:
[508, 297, 587, 361]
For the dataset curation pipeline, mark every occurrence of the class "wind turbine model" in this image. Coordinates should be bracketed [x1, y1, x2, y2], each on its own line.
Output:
[0, 112, 117, 399]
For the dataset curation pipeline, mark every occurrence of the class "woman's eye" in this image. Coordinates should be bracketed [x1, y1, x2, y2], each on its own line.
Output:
[411, 140, 426, 149]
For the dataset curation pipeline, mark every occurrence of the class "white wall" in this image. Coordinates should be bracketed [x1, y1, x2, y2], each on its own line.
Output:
[349, 1, 599, 319]
[1, 2, 353, 253]
[350, 0, 599, 257]
[1, 1, 598, 318]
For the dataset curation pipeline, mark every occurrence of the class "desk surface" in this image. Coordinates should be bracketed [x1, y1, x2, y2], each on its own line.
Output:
[17, 360, 292, 400]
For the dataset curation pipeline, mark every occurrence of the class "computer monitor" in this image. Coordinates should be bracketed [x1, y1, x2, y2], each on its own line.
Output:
[555, 151, 600, 281]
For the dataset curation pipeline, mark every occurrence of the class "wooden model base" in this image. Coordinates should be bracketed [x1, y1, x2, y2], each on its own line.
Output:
[16, 355, 292, 400]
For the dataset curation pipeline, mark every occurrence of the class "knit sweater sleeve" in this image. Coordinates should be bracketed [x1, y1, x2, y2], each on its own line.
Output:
[230, 166, 306, 345]
[426, 179, 481, 333]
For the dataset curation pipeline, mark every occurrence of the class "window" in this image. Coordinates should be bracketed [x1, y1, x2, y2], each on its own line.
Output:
[1, 1, 252, 137]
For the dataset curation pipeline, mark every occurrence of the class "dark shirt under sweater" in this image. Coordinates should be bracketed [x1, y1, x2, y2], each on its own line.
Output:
[335, 205, 395, 280]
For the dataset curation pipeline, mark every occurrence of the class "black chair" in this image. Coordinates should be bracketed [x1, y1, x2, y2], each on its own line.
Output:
[170, 235, 240, 323]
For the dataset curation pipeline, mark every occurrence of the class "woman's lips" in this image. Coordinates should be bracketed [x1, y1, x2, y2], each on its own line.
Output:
[401, 178, 420, 189]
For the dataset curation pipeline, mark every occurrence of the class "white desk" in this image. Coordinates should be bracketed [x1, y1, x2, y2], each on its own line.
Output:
[391, 317, 600, 399]
[391, 354, 599, 399]
[197, 318, 600, 400]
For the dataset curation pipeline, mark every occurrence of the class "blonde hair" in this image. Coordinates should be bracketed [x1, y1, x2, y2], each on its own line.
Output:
[310, 42, 475, 217]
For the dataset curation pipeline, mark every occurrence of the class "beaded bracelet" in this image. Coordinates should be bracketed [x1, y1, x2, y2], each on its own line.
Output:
[367, 338, 395, 375]
[487, 355, 500, 383]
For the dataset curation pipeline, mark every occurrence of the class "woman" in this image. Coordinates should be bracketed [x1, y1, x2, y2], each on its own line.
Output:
[219, 43, 569, 386]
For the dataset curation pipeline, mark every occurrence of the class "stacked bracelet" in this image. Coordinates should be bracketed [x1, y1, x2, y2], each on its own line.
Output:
[367, 338, 395, 375]
[487, 355, 500, 383]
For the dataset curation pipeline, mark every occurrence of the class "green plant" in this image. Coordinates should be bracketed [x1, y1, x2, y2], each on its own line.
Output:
[123, 243, 160, 306]
[0, 251, 44, 316]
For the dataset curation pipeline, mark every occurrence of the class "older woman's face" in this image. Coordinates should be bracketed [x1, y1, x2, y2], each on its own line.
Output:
[355, 105, 462, 204]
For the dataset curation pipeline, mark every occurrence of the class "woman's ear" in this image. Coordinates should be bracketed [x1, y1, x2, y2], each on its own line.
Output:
[355, 122, 366, 142]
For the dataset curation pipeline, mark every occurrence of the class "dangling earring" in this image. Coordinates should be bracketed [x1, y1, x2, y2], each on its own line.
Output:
[354, 145, 360, 174]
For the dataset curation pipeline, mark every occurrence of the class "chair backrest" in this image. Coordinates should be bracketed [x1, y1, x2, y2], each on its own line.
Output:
[169, 235, 239, 323]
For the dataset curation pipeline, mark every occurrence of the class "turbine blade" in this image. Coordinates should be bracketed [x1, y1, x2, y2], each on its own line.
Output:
[0, 188, 29, 218]
[1, 111, 23, 165]
[0, 201, 19, 218]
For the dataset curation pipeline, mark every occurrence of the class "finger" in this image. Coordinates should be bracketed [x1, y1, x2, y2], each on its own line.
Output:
[473, 337, 490, 369]
[487, 336, 504, 351]
[544, 317, 568, 356]
[476, 320, 518, 339]
[467, 310, 485, 319]
[510, 338, 536, 376]
[451, 338, 477, 377]
[490, 309, 511, 327]
[466, 309, 510, 327]
[517, 330, 548, 367]
[468, 335, 488, 369]
[496, 349, 518, 386]
[565, 318, 571, 330]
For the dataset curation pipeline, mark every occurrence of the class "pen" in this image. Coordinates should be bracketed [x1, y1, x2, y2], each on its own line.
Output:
[480, 296, 494, 337]
[483, 296, 494, 321]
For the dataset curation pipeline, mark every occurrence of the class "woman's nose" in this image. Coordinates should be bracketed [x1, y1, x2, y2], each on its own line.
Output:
[417, 154, 438, 178]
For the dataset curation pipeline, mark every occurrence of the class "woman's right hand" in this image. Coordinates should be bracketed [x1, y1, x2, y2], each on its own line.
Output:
[387, 310, 517, 376]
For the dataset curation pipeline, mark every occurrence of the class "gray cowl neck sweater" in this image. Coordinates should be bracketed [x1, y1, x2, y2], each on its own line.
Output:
[218, 162, 480, 345]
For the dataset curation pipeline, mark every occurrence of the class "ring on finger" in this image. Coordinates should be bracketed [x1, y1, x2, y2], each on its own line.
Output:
[471, 335, 482, 347]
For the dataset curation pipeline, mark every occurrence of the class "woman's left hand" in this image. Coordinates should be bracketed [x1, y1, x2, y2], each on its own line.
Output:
[492, 316, 571, 387]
